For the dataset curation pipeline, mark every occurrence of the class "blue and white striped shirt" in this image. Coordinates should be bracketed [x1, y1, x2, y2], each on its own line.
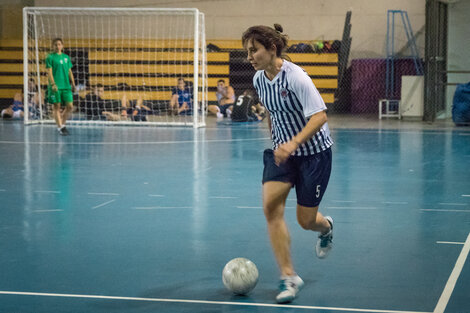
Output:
[253, 60, 333, 156]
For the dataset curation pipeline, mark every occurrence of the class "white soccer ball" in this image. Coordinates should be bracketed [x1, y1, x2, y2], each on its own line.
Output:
[222, 257, 259, 295]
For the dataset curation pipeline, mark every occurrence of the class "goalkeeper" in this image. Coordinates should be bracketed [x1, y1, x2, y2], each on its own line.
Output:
[46, 38, 76, 136]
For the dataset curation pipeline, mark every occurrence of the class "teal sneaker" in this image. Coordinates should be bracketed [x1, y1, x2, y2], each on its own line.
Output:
[275, 275, 304, 304]
[316, 216, 333, 259]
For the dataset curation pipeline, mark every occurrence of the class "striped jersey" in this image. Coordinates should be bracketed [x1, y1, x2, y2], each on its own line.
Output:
[253, 60, 333, 156]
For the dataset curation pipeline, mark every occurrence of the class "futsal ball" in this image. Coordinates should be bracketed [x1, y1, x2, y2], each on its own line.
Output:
[222, 258, 259, 295]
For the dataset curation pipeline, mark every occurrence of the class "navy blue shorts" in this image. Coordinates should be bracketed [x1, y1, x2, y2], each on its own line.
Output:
[262, 148, 332, 207]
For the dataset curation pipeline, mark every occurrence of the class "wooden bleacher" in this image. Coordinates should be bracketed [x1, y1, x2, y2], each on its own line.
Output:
[0, 39, 337, 107]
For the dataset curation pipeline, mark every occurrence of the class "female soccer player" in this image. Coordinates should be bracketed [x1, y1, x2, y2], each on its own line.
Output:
[46, 38, 76, 135]
[242, 24, 334, 304]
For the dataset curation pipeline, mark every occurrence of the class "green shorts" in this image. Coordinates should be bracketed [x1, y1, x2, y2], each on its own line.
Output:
[48, 88, 73, 106]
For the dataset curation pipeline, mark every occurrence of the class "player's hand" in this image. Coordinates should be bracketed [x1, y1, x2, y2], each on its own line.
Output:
[52, 84, 58, 92]
[274, 140, 299, 165]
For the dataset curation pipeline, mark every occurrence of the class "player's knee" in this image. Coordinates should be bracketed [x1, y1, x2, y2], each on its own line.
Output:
[263, 203, 283, 223]
[296, 208, 319, 230]
[297, 215, 314, 230]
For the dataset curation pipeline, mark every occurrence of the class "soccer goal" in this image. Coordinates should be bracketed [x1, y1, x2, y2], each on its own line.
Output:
[23, 7, 207, 128]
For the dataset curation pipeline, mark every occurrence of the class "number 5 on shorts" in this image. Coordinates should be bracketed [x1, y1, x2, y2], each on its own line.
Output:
[316, 185, 321, 198]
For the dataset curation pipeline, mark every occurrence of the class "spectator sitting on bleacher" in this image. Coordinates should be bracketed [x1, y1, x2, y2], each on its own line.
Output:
[170, 78, 193, 115]
[2, 92, 24, 120]
[2, 79, 41, 120]
[208, 79, 235, 118]
[82, 84, 107, 120]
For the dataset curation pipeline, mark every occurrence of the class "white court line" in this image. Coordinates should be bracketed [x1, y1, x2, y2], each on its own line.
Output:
[462, 195, 470, 197]
[0, 291, 431, 313]
[148, 194, 165, 197]
[33, 209, 63, 213]
[88, 192, 120, 196]
[210, 196, 238, 199]
[433, 232, 470, 313]
[34, 190, 60, 194]
[436, 241, 465, 245]
[133, 206, 192, 210]
[421, 209, 470, 213]
[326, 207, 378, 210]
[236, 206, 296, 209]
[438, 203, 468, 206]
[382, 201, 408, 205]
[0, 189, 5, 192]
[92, 199, 116, 210]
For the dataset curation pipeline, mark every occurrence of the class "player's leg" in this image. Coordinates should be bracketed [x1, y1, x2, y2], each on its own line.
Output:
[48, 87, 63, 131]
[207, 104, 222, 117]
[1, 108, 13, 119]
[262, 149, 304, 303]
[264, 181, 304, 304]
[52, 103, 63, 129]
[295, 148, 333, 258]
[297, 205, 330, 232]
[263, 180, 294, 276]
[62, 102, 73, 124]
[169, 94, 179, 115]
[61, 89, 74, 124]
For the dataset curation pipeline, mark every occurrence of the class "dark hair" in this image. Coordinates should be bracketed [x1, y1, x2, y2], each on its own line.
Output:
[52, 38, 63, 45]
[242, 24, 289, 58]
[95, 83, 104, 88]
[217, 79, 225, 84]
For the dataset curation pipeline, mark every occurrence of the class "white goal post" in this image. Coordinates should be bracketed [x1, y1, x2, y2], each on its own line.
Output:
[23, 7, 207, 128]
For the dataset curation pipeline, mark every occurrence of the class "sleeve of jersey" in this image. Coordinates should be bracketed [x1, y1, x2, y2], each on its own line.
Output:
[291, 70, 327, 117]
[45, 55, 52, 69]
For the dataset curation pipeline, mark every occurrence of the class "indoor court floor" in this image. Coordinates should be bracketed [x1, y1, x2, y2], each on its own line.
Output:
[0, 116, 469, 313]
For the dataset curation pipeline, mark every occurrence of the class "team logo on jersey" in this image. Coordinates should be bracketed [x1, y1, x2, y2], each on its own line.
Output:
[280, 88, 289, 99]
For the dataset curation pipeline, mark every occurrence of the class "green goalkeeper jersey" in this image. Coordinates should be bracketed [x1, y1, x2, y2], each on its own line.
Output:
[45, 52, 73, 89]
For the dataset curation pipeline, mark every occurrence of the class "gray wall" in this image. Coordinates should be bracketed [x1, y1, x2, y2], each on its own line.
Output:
[33, 0, 426, 59]
[447, 0, 470, 116]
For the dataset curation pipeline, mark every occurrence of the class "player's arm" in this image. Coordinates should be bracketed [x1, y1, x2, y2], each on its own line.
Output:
[69, 69, 76, 91]
[274, 71, 327, 165]
[141, 104, 151, 111]
[47, 68, 57, 91]
[170, 93, 178, 108]
[274, 111, 326, 165]
[292, 110, 327, 145]
[225, 86, 235, 100]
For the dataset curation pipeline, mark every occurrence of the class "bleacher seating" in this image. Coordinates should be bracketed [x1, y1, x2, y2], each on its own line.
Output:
[0, 39, 337, 108]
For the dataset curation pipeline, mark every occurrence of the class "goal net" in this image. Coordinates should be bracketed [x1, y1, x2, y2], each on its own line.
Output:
[23, 7, 207, 128]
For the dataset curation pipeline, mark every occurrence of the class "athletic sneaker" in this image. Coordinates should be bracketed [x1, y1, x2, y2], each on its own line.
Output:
[276, 275, 304, 304]
[216, 112, 224, 119]
[316, 216, 333, 259]
[58, 127, 67, 136]
[62, 127, 70, 135]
